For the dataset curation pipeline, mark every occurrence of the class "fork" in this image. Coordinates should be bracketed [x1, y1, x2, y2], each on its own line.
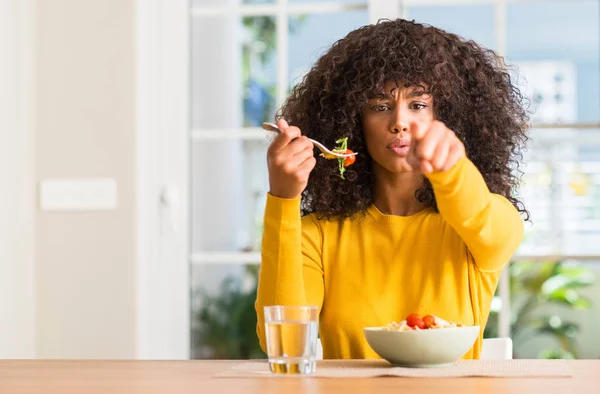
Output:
[261, 122, 358, 159]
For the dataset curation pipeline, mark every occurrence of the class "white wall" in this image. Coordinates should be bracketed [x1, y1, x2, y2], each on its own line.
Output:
[2, 0, 187, 360]
[1, 0, 137, 360]
[34, 0, 136, 359]
[0, 0, 36, 359]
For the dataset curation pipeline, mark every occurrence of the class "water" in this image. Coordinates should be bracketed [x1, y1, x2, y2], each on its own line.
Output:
[265, 320, 318, 374]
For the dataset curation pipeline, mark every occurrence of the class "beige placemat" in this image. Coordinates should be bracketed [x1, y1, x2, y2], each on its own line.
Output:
[215, 359, 572, 378]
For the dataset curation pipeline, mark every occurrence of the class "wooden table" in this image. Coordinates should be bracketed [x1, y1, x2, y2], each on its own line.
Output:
[1, 360, 599, 394]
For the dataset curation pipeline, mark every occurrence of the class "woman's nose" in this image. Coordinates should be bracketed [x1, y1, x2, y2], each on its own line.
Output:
[391, 109, 409, 134]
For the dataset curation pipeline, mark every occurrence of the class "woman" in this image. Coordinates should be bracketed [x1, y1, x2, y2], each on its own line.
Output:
[255, 18, 529, 359]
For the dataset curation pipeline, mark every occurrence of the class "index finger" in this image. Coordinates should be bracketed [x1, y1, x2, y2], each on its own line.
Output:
[410, 120, 427, 141]
[269, 119, 302, 152]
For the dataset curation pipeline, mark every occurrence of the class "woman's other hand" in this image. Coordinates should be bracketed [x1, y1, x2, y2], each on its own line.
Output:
[407, 120, 465, 174]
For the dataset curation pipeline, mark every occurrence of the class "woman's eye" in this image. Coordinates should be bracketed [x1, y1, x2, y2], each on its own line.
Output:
[411, 103, 427, 110]
[372, 105, 389, 112]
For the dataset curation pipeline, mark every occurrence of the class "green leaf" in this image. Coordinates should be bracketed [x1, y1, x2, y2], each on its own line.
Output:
[515, 261, 559, 293]
[530, 315, 580, 338]
[194, 267, 265, 359]
[541, 273, 594, 294]
[333, 137, 349, 179]
[335, 137, 348, 151]
[546, 287, 593, 309]
[508, 260, 595, 359]
[338, 157, 346, 179]
[556, 265, 596, 282]
[538, 348, 575, 359]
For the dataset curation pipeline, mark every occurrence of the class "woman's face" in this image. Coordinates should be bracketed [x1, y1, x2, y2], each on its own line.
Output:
[362, 80, 434, 174]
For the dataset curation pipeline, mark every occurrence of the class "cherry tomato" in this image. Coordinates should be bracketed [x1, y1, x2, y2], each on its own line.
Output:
[343, 149, 356, 167]
[406, 313, 422, 328]
[423, 315, 435, 329]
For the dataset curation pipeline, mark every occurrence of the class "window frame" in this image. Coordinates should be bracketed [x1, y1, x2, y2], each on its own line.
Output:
[136, 0, 190, 359]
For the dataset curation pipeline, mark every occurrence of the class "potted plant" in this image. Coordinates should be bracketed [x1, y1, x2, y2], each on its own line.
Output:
[193, 265, 265, 359]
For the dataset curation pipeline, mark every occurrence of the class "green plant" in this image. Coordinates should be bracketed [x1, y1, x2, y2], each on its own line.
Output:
[193, 265, 265, 359]
[485, 261, 595, 359]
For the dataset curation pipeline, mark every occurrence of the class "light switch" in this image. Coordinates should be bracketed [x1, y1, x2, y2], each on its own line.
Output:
[40, 178, 118, 211]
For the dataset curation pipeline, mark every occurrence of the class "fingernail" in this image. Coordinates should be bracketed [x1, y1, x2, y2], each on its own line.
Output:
[278, 118, 289, 129]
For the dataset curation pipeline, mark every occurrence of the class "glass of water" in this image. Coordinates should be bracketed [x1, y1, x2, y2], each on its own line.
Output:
[264, 305, 319, 374]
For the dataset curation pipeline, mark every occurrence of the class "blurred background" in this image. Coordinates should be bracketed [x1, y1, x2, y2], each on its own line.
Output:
[1, 0, 599, 360]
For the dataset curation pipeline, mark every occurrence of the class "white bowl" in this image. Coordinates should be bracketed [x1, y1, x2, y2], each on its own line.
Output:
[363, 325, 480, 368]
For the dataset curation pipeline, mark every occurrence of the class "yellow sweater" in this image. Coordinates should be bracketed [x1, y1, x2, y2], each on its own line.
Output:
[255, 157, 523, 359]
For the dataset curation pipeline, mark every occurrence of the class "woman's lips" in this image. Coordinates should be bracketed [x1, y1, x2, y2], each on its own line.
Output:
[387, 139, 411, 156]
[389, 146, 410, 155]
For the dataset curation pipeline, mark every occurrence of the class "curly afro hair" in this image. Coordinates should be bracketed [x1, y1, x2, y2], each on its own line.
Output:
[278, 18, 530, 221]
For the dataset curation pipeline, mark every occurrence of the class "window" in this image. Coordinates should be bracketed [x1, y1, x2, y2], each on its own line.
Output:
[138, 0, 600, 360]
[189, 0, 373, 360]
[404, 0, 600, 359]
